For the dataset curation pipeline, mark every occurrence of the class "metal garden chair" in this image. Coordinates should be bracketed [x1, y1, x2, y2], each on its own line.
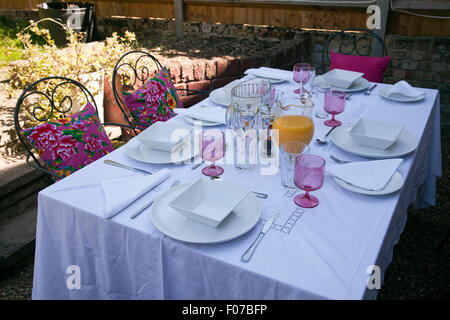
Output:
[14, 76, 135, 180]
[319, 27, 388, 74]
[111, 50, 208, 131]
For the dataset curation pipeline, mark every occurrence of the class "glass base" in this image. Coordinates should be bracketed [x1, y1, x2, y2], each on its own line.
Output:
[294, 88, 309, 94]
[202, 165, 224, 176]
[324, 119, 342, 127]
[294, 193, 319, 208]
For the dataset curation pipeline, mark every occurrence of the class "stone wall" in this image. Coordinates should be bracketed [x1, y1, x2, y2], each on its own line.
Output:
[307, 31, 450, 135]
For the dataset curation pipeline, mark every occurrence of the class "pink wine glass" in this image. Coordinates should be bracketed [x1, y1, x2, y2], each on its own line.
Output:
[200, 129, 225, 176]
[293, 154, 325, 208]
[324, 90, 345, 127]
[293, 63, 311, 94]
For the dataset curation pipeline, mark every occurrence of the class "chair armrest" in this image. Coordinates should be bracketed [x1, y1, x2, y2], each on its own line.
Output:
[25, 152, 59, 179]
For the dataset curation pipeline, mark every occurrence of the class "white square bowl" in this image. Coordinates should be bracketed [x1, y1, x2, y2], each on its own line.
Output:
[322, 68, 364, 89]
[169, 178, 251, 228]
[136, 121, 192, 152]
[349, 118, 404, 150]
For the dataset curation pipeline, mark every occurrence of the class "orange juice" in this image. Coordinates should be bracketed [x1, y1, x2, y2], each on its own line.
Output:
[273, 115, 314, 146]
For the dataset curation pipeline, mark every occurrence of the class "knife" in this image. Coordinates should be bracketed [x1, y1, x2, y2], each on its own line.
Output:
[129, 179, 178, 219]
[104, 160, 153, 175]
[240, 214, 278, 263]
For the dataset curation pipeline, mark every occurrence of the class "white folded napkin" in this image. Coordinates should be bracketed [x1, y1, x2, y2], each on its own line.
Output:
[386, 80, 424, 99]
[102, 168, 171, 218]
[174, 107, 226, 124]
[327, 159, 403, 191]
[244, 67, 293, 81]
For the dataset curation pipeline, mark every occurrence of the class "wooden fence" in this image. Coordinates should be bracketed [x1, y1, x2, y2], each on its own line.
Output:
[0, 0, 449, 36]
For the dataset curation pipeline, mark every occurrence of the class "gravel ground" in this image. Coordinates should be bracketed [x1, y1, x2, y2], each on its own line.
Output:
[0, 136, 448, 300]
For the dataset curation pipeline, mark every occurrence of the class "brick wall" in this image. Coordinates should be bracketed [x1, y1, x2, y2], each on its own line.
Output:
[96, 17, 311, 107]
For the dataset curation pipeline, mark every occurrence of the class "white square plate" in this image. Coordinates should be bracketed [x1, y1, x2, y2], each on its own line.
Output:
[136, 121, 192, 152]
[349, 118, 404, 150]
[322, 69, 364, 89]
[169, 178, 250, 228]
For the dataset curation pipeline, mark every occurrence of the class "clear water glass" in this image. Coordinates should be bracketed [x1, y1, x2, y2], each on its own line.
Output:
[280, 141, 310, 189]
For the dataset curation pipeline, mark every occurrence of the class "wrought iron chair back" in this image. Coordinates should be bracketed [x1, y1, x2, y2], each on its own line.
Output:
[14, 76, 133, 179]
[111, 50, 209, 131]
[320, 28, 388, 74]
[111, 50, 164, 130]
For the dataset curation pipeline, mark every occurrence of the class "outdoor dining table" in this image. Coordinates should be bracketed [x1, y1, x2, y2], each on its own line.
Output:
[31, 70, 442, 300]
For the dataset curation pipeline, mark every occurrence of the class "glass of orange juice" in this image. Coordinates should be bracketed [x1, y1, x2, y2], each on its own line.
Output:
[273, 93, 315, 148]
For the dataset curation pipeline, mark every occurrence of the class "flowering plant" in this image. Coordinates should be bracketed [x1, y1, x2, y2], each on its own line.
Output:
[10, 18, 137, 125]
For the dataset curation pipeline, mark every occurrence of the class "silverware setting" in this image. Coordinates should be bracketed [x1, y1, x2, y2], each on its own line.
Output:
[130, 179, 180, 220]
[329, 154, 353, 164]
[104, 159, 154, 175]
[241, 213, 278, 263]
[210, 176, 268, 199]
[191, 159, 205, 170]
[316, 126, 337, 144]
[365, 83, 377, 95]
[314, 110, 328, 119]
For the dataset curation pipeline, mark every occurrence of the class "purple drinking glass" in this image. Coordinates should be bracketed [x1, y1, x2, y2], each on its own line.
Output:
[293, 63, 311, 94]
[200, 129, 225, 176]
[293, 154, 325, 208]
[324, 90, 345, 127]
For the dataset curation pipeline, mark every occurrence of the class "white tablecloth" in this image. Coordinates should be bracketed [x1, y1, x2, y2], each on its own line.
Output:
[32, 74, 442, 300]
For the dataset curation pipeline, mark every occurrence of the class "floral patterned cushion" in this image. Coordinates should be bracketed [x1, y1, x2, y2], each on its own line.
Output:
[23, 103, 114, 180]
[122, 67, 181, 128]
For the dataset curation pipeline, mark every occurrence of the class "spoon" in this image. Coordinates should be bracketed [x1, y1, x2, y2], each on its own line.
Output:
[315, 126, 337, 144]
[314, 110, 328, 119]
[210, 176, 268, 199]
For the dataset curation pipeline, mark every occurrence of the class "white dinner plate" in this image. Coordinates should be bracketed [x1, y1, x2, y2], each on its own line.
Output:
[151, 182, 261, 244]
[316, 76, 370, 92]
[252, 76, 286, 84]
[181, 115, 222, 127]
[330, 124, 418, 159]
[333, 171, 404, 196]
[209, 88, 231, 106]
[125, 137, 200, 164]
[379, 87, 426, 102]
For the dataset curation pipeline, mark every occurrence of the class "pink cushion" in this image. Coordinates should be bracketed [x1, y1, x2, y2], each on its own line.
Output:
[23, 103, 114, 179]
[329, 52, 391, 83]
[122, 67, 181, 128]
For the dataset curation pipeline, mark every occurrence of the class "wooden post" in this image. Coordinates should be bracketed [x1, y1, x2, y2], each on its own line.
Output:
[374, 0, 389, 56]
[173, 0, 184, 39]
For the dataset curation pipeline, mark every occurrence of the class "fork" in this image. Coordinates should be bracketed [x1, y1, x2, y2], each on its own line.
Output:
[329, 154, 352, 164]
[130, 179, 180, 219]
